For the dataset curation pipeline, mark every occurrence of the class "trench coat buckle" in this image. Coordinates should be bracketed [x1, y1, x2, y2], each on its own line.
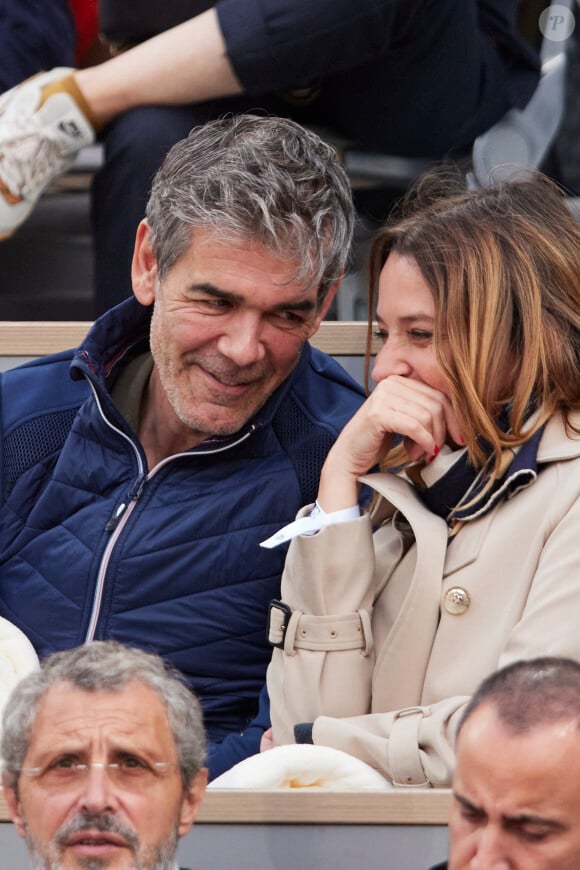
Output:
[267, 599, 293, 648]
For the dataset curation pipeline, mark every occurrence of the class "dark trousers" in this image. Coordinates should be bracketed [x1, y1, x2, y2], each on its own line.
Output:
[0, 0, 75, 91]
[91, 0, 517, 314]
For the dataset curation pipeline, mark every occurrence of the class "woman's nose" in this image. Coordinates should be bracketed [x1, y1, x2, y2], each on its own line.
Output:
[371, 340, 412, 383]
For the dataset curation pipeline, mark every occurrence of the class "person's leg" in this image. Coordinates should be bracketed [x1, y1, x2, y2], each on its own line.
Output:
[0, 0, 76, 91]
[316, 0, 532, 156]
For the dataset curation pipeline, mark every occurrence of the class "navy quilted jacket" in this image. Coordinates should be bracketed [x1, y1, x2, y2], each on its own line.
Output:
[0, 298, 365, 778]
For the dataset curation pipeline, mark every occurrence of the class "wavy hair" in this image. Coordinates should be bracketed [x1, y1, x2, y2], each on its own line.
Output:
[367, 170, 580, 475]
[146, 113, 354, 305]
[1, 641, 206, 794]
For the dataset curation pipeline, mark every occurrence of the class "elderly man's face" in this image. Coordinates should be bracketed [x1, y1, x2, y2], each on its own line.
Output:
[131, 225, 337, 453]
[449, 703, 580, 870]
[2, 680, 206, 870]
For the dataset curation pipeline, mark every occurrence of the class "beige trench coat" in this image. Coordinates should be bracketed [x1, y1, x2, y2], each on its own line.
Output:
[267, 412, 580, 787]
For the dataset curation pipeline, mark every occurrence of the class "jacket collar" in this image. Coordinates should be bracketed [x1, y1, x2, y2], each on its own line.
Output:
[536, 411, 580, 463]
[415, 410, 580, 524]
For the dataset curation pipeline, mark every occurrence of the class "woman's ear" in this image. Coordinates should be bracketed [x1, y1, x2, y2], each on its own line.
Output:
[131, 220, 158, 306]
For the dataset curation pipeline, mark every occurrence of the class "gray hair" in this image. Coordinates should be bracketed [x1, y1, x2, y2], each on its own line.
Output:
[457, 657, 580, 740]
[1, 641, 206, 793]
[145, 113, 354, 304]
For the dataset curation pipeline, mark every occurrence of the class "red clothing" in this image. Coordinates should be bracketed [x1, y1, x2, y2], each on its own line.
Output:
[68, 0, 99, 64]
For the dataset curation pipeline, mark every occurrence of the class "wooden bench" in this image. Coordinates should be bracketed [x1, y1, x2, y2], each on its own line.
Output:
[0, 319, 382, 360]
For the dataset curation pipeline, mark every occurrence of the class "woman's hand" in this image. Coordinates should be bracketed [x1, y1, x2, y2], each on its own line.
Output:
[317, 376, 462, 511]
[260, 727, 275, 752]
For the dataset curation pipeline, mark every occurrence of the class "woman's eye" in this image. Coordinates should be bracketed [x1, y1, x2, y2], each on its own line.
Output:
[373, 329, 388, 342]
[409, 329, 433, 341]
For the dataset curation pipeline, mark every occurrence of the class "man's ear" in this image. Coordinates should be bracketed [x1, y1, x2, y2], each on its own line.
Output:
[131, 220, 158, 306]
[311, 276, 342, 334]
[177, 768, 208, 836]
[2, 774, 26, 838]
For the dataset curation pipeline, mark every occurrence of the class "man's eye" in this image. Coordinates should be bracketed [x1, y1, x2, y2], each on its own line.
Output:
[519, 828, 552, 843]
[201, 298, 231, 309]
[277, 311, 304, 324]
[119, 755, 147, 770]
[460, 809, 485, 825]
[52, 756, 78, 769]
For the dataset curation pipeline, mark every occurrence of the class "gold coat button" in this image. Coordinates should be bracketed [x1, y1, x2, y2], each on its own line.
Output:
[443, 586, 471, 615]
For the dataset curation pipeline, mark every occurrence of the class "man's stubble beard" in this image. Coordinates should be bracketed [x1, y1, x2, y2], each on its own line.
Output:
[24, 813, 179, 870]
[149, 308, 278, 438]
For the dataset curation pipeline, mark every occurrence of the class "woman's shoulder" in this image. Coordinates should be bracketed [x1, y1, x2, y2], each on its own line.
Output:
[538, 411, 580, 463]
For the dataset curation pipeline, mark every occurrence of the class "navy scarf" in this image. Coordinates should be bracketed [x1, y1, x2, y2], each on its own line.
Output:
[415, 424, 545, 523]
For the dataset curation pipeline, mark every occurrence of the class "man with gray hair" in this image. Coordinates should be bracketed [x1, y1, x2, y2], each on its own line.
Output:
[1, 640, 207, 870]
[0, 113, 365, 780]
[431, 657, 580, 870]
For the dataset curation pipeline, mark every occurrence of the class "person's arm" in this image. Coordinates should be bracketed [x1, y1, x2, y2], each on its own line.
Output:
[75, 8, 242, 125]
[216, 0, 412, 94]
[205, 683, 271, 781]
[316, 375, 463, 512]
[73, 0, 430, 127]
[268, 462, 580, 787]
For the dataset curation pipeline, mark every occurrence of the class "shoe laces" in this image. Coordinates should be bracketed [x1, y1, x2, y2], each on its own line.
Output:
[0, 114, 73, 200]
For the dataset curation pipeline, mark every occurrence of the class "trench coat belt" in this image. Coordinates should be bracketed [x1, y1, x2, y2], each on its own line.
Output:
[388, 706, 431, 788]
[267, 602, 373, 656]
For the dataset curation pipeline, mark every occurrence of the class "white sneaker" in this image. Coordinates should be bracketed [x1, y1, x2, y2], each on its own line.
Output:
[0, 68, 95, 238]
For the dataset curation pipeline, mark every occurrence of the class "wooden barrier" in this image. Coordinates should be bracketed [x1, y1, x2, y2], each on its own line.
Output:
[0, 320, 381, 360]
[1, 788, 451, 869]
[1, 787, 451, 824]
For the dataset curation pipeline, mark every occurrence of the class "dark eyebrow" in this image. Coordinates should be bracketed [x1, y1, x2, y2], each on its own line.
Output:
[376, 312, 434, 326]
[188, 282, 317, 314]
[454, 792, 566, 833]
[453, 791, 485, 816]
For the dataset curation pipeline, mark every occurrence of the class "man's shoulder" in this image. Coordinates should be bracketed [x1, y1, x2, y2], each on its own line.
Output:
[0, 349, 89, 433]
[290, 345, 365, 428]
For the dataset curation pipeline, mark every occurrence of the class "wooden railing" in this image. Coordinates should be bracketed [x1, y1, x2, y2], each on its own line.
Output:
[1, 788, 451, 824]
[0, 320, 381, 360]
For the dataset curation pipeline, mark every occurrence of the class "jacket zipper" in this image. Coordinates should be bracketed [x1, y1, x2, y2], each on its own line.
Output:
[83, 378, 255, 643]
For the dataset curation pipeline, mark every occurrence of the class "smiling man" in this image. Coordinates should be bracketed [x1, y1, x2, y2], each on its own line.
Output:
[1, 641, 207, 870]
[0, 114, 365, 780]
[432, 658, 580, 870]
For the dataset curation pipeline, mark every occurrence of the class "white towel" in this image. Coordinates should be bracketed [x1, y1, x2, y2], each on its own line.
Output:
[0, 617, 39, 722]
[209, 744, 392, 790]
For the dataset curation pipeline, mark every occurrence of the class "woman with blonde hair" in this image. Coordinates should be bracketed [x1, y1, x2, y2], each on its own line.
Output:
[263, 171, 580, 787]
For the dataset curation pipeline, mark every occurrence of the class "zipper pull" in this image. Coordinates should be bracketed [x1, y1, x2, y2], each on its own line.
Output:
[104, 474, 147, 533]
[105, 502, 127, 532]
[128, 472, 147, 501]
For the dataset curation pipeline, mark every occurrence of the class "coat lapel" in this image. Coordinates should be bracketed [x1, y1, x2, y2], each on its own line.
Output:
[359, 472, 449, 710]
